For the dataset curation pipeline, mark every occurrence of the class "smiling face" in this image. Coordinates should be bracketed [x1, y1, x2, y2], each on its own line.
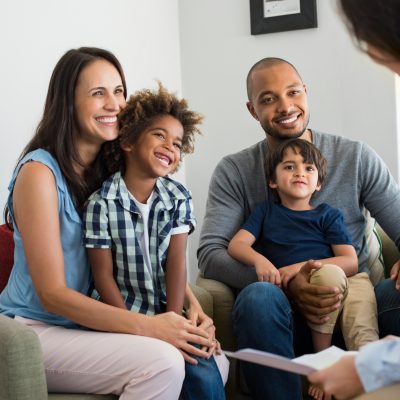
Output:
[74, 59, 126, 150]
[122, 114, 184, 180]
[247, 62, 310, 146]
[269, 146, 321, 208]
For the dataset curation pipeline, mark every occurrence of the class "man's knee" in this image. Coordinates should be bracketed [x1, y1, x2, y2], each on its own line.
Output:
[234, 282, 288, 313]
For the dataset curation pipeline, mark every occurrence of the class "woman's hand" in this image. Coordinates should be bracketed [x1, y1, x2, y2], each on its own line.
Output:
[147, 312, 213, 364]
[185, 285, 221, 357]
[186, 304, 221, 357]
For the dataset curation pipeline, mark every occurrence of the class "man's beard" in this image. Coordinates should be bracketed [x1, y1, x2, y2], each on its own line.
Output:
[264, 113, 310, 141]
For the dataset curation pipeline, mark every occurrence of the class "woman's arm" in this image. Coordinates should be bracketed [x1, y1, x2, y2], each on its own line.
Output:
[88, 248, 126, 309]
[13, 163, 212, 357]
[165, 233, 187, 314]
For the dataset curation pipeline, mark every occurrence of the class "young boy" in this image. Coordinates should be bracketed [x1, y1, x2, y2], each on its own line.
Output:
[83, 83, 227, 399]
[228, 139, 378, 399]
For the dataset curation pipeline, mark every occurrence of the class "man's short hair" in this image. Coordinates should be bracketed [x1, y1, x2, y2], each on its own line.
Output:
[246, 57, 303, 100]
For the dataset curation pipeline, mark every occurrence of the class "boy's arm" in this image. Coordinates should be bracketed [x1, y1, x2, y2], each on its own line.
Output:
[165, 233, 188, 314]
[88, 248, 127, 309]
[228, 229, 280, 284]
[280, 244, 358, 288]
[328, 244, 358, 276]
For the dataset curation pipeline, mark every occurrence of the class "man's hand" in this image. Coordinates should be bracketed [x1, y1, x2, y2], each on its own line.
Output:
[286, 260, 342, 324]
[254, 259, 281, 286]
[308, 355, 364, 399]
[390, 260, 400, 290]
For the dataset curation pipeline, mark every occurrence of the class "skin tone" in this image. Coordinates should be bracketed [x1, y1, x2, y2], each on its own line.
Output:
[13, 59, 214, 366]
[246, 62, 344, 326]
[89, 115, 220, 362]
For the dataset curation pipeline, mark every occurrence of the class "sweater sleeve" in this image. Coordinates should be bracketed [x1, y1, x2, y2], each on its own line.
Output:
[197, 157, 258, 289]
[359, 142, 400, 249]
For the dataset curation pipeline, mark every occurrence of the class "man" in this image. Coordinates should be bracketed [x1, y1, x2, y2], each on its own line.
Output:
[197, 57, 400, 399]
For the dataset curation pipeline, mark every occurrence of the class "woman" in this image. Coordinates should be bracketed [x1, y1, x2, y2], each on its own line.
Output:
[308, 2, 400, 399]
[0, 47, 227, 399]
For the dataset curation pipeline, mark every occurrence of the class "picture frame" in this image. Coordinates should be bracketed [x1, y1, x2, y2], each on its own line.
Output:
[249, 0, 317, 35]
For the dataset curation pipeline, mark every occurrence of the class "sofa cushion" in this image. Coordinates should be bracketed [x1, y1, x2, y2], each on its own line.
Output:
[0, 224, 14, 293]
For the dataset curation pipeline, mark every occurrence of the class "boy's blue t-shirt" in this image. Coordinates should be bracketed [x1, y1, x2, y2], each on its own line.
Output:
[0, 149, 90, 326]
[242, 202, 352, 268]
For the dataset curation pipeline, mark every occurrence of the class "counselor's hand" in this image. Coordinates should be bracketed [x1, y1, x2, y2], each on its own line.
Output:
[286, 260, 343, 325]
[308, 355, 364, 400]
[147, 311, 213, 364]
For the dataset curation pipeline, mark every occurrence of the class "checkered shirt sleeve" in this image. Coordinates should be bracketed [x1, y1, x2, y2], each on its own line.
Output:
[82, 193, 113, 248]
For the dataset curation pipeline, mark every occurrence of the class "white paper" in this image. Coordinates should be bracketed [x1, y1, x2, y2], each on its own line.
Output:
[224, 346, 357, 376]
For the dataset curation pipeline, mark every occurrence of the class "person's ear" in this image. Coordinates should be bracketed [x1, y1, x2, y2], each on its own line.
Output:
[314, 182, 321, 192]
[120, 142, 133, 152]
[303, 84, 307, 94]
[269, 180, 278, 189]
[246, 101, 259, 121]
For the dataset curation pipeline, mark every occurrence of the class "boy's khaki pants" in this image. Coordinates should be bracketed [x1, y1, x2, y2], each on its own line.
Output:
[309, 264, 379, 350]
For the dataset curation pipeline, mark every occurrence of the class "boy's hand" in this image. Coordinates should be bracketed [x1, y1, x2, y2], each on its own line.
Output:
[254, 259, 281, 286]
[279, 264, 303, 288]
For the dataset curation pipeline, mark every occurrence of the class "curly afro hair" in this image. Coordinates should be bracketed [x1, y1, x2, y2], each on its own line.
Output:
[105, 82, 203, 175]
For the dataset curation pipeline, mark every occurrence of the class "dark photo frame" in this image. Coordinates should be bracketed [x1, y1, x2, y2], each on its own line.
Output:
[249, 0, 317, 35]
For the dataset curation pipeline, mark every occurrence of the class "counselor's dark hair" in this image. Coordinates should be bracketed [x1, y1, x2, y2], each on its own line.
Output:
[4, 47, 127, 224]
[339, 0, 400, 60]
[267, 138, 327, 187]
[106, 82, 202, 175]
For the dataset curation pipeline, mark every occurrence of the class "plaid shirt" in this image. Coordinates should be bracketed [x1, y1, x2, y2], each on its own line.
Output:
[83, 171, 196, 315]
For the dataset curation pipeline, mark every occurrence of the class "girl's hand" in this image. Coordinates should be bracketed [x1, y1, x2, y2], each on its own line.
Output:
[147, 312, 213, 364]
[186, 303, 221, 357]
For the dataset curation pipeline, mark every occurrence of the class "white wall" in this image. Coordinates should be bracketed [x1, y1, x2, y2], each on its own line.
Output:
[178, 0, 399, 281]
[1, 1, 399, 283]
[0, 0, 184, 220]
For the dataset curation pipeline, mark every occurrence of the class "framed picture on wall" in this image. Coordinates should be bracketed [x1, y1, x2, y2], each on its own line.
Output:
[249, 0, 317, 35]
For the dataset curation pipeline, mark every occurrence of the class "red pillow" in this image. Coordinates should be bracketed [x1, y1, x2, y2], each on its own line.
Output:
[0, 224, 14, 292]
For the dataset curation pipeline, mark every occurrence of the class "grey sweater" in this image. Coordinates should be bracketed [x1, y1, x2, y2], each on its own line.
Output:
[197, 130, 400, 289]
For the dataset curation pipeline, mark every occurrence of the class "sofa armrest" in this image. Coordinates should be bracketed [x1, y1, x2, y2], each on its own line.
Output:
[196, 276, 236, 351]
[0, 315, 47, 400]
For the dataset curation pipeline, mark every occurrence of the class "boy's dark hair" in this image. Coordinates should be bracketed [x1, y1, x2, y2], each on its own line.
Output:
[339, 0, 400, 61]
[107, 82, 202, 174]
[267, 139, 327, 187]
